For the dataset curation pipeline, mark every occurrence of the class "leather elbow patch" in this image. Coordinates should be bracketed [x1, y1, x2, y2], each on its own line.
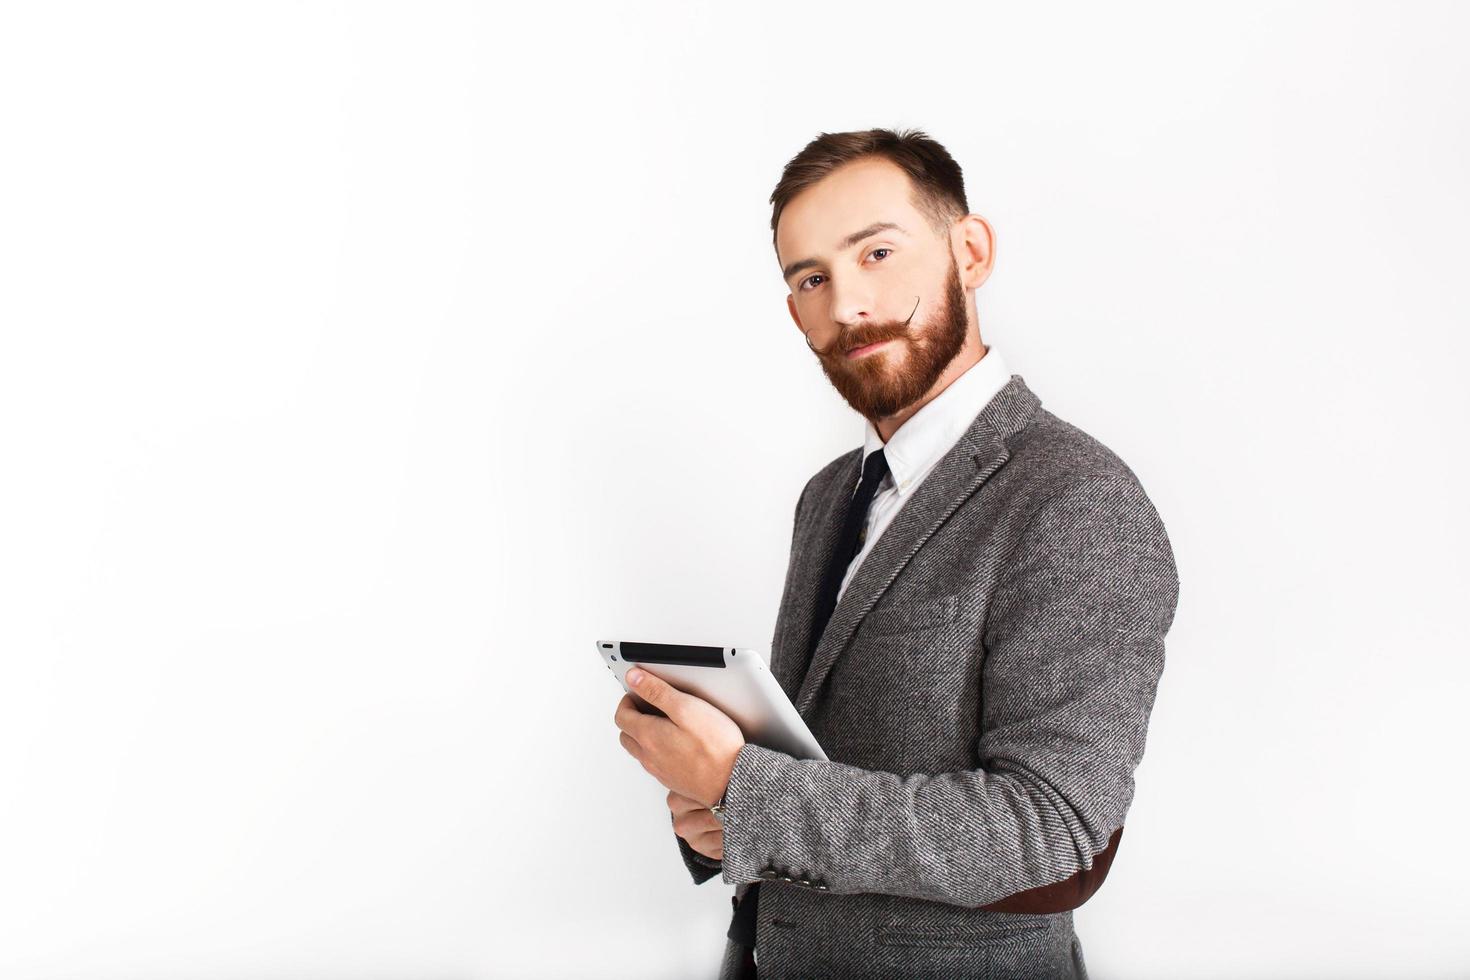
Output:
[979, 825, 1124, 915]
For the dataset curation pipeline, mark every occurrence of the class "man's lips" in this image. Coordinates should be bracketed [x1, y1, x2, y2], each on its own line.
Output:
[846, 338, 893, 359]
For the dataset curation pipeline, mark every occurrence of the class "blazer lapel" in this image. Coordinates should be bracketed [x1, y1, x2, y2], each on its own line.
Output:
[771, 448, 861, 697]
[792, 373, 1043, 718]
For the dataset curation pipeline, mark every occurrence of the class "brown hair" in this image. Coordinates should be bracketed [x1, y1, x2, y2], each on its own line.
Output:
[768, 127, 969, 251]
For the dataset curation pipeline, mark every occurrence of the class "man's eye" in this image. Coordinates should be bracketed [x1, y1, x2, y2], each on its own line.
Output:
[799, 249, 889, 292]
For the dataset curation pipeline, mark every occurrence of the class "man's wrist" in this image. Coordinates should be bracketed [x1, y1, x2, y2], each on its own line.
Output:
[711, 745, 744, 818]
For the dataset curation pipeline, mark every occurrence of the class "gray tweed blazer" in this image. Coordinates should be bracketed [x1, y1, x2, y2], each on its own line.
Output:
[672, 373, 1180, 980]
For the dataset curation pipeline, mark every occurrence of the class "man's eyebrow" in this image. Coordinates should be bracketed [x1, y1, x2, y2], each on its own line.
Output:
[781, 221, 909, 284]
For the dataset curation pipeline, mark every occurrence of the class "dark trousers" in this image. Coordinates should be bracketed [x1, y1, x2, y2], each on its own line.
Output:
[718, 937, 757, 979]
[724, 887, 758, 977]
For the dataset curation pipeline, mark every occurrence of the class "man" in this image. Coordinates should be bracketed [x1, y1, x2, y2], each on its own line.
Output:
[613, 128, 1180, 980]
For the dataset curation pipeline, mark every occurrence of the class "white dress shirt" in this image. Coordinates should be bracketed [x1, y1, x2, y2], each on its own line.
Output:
[835, 346, 1012, 606]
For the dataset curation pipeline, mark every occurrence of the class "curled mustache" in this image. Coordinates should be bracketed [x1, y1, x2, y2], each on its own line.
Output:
[805, 295, 921, 356]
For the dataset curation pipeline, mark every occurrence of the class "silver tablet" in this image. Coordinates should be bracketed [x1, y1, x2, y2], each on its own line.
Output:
[595, 640, 828, 762]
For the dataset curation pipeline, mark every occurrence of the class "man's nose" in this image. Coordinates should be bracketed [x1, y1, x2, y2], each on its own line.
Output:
[827, 274, 878, 327]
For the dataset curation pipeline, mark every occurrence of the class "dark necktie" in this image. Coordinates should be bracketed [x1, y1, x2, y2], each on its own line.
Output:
[806, 446, 892, 666]
[728, 447, 890, 953]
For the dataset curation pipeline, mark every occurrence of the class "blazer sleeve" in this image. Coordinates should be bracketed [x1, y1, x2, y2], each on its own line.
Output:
[713, 474, 1180, 908]
[670, 476, 816, 886]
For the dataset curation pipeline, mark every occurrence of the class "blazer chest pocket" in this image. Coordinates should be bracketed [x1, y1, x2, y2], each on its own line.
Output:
[860, 593, 960, 638]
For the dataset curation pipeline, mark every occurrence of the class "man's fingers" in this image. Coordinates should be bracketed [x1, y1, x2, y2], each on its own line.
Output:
[694, 829, 723, 862]
[618, 731, 642, 761]
[669, 789, 724, 860]
[613, 692, 652, 736]
[612, 693, 630, 730]
[687, 826, 723, 861]
[671, 801, 721, 839]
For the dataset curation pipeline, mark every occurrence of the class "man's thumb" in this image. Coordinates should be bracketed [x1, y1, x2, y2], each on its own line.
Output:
[628, 668, 677, 711]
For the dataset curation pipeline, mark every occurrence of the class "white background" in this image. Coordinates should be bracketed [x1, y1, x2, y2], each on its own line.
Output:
[2, 2, 1466, 978]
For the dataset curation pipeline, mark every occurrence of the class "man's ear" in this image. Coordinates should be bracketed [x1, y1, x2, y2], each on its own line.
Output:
[952, 214, 996, 291]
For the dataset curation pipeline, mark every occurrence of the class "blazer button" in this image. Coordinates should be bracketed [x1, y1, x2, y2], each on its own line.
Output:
[779, 876, 793, 883]
[797, 879, 811, 886]
[760, 870, 777, 879]
[815, 884, 829, 891]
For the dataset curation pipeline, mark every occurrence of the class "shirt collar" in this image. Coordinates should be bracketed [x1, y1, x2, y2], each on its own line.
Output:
[860, 347, 1011, 496]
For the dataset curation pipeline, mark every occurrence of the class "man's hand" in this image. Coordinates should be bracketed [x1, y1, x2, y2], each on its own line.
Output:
[669, 789, 723, 861]
[613, 667, 745, 808]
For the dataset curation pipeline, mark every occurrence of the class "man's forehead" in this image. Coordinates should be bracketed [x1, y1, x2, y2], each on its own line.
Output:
[776, 160, 923, 263]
